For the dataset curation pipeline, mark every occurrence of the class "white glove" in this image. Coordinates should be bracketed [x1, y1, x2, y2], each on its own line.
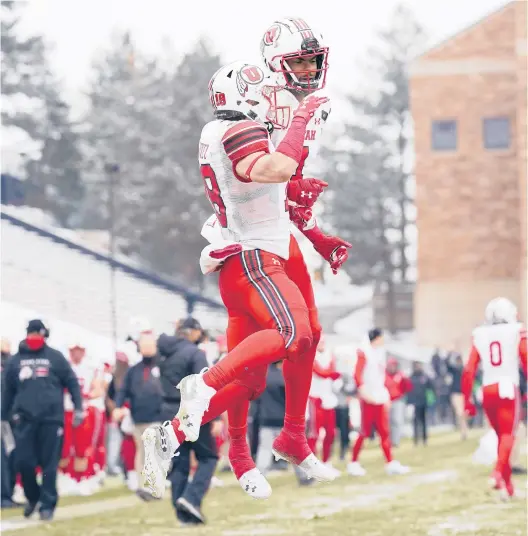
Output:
[121, 411, 135, 435]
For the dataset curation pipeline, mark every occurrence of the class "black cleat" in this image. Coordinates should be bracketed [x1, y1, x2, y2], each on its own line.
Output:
[175, 497, 206, 524]
[39, 509, 54, 521]
[23, 502, 38, 518]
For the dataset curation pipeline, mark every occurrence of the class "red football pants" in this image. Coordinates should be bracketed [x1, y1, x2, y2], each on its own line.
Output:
[62, 407, 97, 460]
[308, 397, 336, 462]
[220, 237, 321, 416]
[482, 383, 521, 484]
[352, 400, 392, 463]
[171, 238, 323, 449]
[93, 410, 107, 472]
[121, 434, 136, 473]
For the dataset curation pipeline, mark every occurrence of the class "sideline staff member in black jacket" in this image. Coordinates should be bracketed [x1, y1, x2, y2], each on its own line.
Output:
[158, 317, 218, 525]
[1, 320, 83, 521]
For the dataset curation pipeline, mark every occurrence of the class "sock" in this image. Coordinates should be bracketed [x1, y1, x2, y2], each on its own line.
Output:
[171, 383, 253, 444]
[203, 330, 285, 390]
[283, 413, 306, 433]
[275, 415, 311, 462]
[228, 421, 255, 480]
[282, 339, 317, 420]
[352, 434, 365, 462]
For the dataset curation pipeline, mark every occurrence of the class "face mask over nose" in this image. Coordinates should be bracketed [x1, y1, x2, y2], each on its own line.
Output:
[26, 335, 45, 351]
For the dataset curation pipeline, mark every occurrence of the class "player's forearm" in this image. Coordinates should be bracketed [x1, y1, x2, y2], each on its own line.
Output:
[248, 152, 298, 183]
[235, 114, 310, 183]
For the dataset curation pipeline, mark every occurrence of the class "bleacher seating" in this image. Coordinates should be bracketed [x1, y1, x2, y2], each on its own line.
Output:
[1, 211, 227, 343]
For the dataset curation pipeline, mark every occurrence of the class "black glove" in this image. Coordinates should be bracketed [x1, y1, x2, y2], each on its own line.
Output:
[72, 409, 85, 428]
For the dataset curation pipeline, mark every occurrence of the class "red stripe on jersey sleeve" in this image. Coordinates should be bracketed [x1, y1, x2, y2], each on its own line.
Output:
[222, 120, 270, 165]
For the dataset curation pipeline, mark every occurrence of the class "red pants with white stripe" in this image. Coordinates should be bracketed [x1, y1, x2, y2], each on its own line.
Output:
[218, 243, 314, 399]
[308, 397, 336, 463]
[482, 383, 521, 484]
[61, 407, 102, 481]
[352, 400, 392, 463]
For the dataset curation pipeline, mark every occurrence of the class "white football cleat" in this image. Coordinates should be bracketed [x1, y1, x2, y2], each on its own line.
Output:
[238, 468, 272, 500]
[127, 470, 139, 492]
[347, 461, 367, 477]
[141, 421, 181, 499]
[324, 462, 342, 478]
[385, 460, 410, 475]
[273, 450, 336, 482]
[176, 370, 216, 442]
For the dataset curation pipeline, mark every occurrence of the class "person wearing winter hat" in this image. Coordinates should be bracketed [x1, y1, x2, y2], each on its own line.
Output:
[1, 319, 83, 521]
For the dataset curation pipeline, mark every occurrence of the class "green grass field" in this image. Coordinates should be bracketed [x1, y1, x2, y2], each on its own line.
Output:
[1, 431, 526, 536]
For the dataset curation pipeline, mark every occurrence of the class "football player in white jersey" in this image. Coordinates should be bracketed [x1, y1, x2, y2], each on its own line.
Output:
[348, 328, 410, 476]
[307, 335, 341, 476]
[142, 61, 336, 501]
[60, 340, 105, 495]
[462, 297, 527, 498]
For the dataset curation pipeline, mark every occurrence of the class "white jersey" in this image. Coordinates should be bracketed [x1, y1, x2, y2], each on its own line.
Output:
[64, 360, 100, 411]
[310, 349, 338, 409]
[200, 89, 331, 248]
[358, 345, 389, 404]
[199, 119, 291, 259]
[270, 89, 331, 179]
[472, 322, 524, 387]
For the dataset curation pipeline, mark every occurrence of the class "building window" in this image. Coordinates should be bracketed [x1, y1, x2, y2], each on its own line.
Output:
[483, 117, 510, 149]
[432, 120, 457, 151]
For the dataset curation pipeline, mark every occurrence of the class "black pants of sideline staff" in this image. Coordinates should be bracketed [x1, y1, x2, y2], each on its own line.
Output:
[168, 422, 218, 518]
[14, 420, 63, 513]
[413, 405, 428, 445]
[1, 439, 16, 506]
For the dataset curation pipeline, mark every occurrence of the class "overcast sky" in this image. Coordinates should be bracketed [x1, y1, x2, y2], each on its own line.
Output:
[19, 0, 508, 114]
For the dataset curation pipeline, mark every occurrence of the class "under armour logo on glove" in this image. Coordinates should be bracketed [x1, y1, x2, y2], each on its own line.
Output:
[287, 178, 328, 209]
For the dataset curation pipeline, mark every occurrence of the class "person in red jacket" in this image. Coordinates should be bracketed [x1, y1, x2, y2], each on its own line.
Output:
[385, 358, 412, 447]
[462, 297, 527, 499]
[347, 329, 410, 477]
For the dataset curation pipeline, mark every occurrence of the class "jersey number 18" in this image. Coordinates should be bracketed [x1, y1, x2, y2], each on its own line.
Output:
[200, 164, 227, 228]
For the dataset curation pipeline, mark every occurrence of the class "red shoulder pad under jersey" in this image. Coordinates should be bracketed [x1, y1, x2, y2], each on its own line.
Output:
[222, 120, 269, 164]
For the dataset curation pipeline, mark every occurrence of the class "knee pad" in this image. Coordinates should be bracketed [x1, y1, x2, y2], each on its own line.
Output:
[285, 323, 313, 363]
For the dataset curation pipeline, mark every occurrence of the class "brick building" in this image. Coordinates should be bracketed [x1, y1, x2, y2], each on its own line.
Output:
[410, 1, 527, 348]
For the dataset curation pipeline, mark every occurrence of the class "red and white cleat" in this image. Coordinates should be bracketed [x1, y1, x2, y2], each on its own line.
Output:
[176, 369, 216, 442]
[272, 430, 336, 482]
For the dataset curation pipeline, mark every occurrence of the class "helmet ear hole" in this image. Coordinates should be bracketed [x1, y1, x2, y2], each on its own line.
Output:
[227, 70, 233, 78]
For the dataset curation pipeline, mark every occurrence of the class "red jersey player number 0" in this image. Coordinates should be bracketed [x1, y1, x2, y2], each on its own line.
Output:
[201, 164, 228, 228]
[489, 341, 502, 367]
